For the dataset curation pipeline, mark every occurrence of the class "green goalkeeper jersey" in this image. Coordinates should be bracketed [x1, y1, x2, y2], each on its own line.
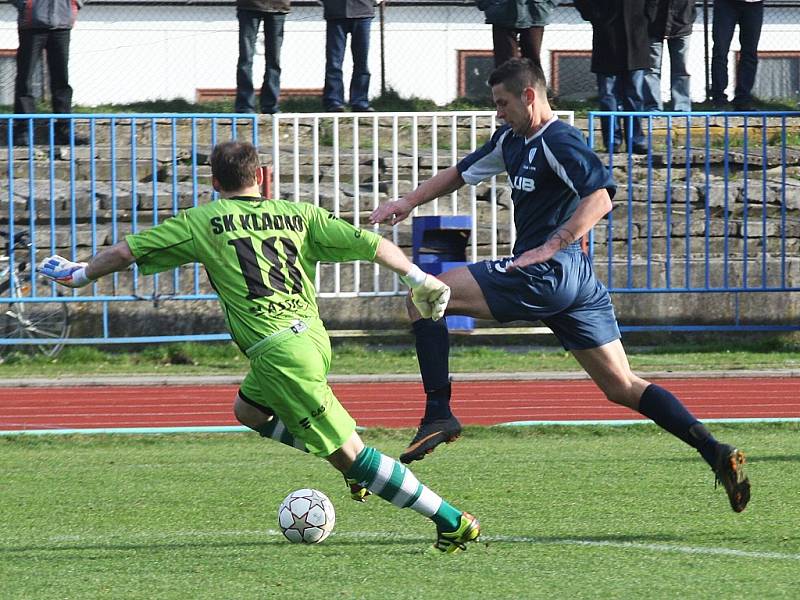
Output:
[126, 197, 381, 352]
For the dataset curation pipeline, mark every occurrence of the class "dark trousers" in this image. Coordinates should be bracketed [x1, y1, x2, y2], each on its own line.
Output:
[323, 18, 372, 110]
[14, 28, 73, 127]
[597, 71, 646, 151]
[710, 0, 763, 104]
[491, 25, 544, 67]
[235, 9, 285, 114]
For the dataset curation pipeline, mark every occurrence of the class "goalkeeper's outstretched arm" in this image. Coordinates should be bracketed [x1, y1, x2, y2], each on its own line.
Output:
[38, 241, 135, 288]
[84, 242, 136, 279]
[373, 238, 450, 321]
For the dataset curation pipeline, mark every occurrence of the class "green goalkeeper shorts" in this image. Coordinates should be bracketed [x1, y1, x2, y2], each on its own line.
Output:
[238, 318, 356, 457]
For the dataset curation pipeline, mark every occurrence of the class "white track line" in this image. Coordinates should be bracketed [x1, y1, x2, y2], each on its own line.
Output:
[2, 417, 800, 436]
[7, 529, 799, 561]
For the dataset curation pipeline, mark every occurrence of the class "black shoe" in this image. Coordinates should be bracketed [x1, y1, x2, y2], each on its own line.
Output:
[54, 131, 89, 146]
[352, 105, 374, 113]
[710, 97, 729, 110]
[326, 105, 345, 113]
[732, 99, 756, 112]
[11, 131, 30, 147]
[631, 143, 649, 155]
[713, 443, 750, 512]
[399, 415, 462, 464]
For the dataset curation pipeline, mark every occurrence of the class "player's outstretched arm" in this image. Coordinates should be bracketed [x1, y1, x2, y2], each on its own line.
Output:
[372, 238, 450, 320]
[369, 166, 466, 226]
[509, 188, 612, 270]
[38, 241, 136, 288]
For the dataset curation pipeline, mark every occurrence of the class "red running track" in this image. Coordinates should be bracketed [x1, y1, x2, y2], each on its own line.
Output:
[1, 377, 799, 431]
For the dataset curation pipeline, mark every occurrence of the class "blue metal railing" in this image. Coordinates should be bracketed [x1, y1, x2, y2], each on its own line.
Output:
[586, 110, 800, 332]
[1, 111, 798, 347]
[587, 111, 799, 289]
[2, 113, 259, 346]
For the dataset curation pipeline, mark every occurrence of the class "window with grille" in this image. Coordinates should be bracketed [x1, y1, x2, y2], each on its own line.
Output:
[0, 49, 47, 107]
[457, 50, 495, 102]
[551, 51, 595, 101]
[747, 51, 800, 101]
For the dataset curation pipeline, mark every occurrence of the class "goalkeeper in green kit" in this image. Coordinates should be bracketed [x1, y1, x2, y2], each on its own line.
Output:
[38, 140, 480, 554]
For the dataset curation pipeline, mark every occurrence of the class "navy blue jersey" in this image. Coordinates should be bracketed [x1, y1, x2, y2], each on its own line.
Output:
[457, 118, 616, 255]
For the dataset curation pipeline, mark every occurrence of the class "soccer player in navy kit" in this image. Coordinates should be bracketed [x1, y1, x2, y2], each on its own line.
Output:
[370, 58, 751, 513]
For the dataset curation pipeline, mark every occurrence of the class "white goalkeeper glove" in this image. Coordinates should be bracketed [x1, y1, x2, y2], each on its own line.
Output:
[37, 255, 92, 288]
[400, 265, 451, 321]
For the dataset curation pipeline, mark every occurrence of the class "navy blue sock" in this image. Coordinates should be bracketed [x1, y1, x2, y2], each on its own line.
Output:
[638, 383, 719, 467]
[412, 318, 452, 421]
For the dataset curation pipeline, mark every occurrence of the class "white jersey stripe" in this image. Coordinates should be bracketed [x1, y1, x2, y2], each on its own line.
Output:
[460, 128, 510, 185]
[542, 139, 579, 198]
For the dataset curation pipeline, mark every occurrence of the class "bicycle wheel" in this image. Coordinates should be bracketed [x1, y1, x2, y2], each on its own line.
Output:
[0, 278, 70, 359]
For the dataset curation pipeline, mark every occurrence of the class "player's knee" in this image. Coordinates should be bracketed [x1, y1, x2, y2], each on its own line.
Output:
[602, 378, 643, 409]
[233, 394, 274, 429]
[325, 432, 364, 473]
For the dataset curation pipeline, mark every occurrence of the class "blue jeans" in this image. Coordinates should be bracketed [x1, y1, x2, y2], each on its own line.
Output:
[710, 0, 763, 104]
[323, 18, 372, 110]
[596, 71, 646, 150]
[643, 35, 692, 112]
[236, 9, 285, 114]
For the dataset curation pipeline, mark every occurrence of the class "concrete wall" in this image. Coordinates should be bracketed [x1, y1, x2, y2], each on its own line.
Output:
[3, 114, 795, 337]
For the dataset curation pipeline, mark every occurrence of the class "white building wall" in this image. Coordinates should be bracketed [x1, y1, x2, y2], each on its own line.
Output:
[0, 4, 798, 107]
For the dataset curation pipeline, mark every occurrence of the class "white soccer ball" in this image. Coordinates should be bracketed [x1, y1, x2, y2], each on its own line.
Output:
[278, 488, 336, 544]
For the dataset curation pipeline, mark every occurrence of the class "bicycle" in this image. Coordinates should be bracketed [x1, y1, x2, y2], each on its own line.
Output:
[0, 230, 70, 359]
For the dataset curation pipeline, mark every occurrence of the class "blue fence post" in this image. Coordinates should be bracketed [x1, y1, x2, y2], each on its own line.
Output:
[411, 215, 474, 332]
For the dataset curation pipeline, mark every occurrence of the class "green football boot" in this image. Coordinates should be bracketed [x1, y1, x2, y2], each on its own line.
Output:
[344, 476, 371, 503]
[434, 512, 481, 554]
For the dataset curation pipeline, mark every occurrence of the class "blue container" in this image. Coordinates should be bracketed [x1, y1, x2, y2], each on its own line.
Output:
[411, 216, 474, 332]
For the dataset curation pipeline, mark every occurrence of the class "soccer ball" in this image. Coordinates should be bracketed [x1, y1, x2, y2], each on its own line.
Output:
[278, 488, 336, 544]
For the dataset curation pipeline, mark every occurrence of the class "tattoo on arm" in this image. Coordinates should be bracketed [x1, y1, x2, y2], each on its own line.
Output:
[549, 227, 576, 250]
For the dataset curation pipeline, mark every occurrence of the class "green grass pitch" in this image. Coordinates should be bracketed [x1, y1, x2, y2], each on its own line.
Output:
[1, 423, 798, 599]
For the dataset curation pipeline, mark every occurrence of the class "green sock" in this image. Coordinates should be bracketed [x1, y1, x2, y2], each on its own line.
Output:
[253, 419, 307, 452]
[345, 446, 462, 531]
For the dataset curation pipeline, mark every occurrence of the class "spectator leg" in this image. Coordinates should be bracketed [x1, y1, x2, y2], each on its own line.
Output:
[235, 10, 261, 113]
[260, 12, 285, 114]
[643, 38, 664, 112]
[733, 0, 763, 106]
[349, 18, 372, 110]
[596, 73, 622, 152]
[323, 19, 348, 111]
[517, 26, 544, 66]
[620, 70, 646, 147]
[710, 0, 738, 103]
[669, 35, 692, 111]
[14, 29, 49, 142]
[491, 26, 519, 68]
[45, 29, 74, 139]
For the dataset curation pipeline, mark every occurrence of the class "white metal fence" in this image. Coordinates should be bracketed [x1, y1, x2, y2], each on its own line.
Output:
[267, 110, 576, 297]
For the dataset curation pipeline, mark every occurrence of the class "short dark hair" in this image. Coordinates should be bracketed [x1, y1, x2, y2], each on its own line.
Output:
[487, 58, 548, 97]
[209, 140, 261, 192]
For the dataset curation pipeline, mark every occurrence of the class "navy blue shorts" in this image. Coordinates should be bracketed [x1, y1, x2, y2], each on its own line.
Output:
[468, 246, 621, 351]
